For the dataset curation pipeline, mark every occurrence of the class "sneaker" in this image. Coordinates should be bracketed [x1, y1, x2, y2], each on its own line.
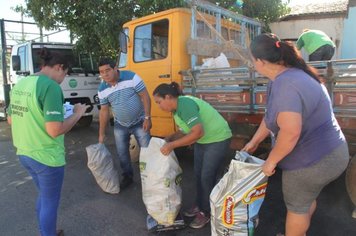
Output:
[352, 208, 356, 219]
[120, 175, 133, 189]
[189, 211, 210, 229]
[183, 205, 200, 217]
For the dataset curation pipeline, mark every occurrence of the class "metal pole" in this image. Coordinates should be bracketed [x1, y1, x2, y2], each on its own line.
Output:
[21, 13, 25, 42]
[190, 1, 197, 69]
[1, 19, 11, 118]
[40, 27, 43, 42]
[1, 19, 7, 85]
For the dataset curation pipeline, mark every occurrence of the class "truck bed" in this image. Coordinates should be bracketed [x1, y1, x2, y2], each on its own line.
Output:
[182, 59, 356, 156]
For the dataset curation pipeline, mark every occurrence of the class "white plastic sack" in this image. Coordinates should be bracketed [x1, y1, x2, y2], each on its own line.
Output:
[86, 143, 120, 194]
[202, 52, 230, 69]
[210, 151, 268, 236]
[140, 137, 182, 226]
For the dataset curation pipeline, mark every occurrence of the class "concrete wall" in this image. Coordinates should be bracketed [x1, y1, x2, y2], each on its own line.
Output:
[341, 7, 356, 59]
[270, 17, 344, 60]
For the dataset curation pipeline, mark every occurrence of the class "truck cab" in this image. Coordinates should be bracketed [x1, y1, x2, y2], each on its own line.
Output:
[118, 3, 261, 137]
[10, 42, 101, 126]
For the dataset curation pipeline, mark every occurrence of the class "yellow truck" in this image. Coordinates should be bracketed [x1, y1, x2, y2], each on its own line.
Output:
[117, 0, 261, 137]
[118, 0, 356, 211]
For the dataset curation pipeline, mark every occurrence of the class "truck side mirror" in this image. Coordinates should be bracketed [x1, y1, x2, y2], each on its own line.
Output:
[12, 55, 21, 71]
[119, 31, 128, 54]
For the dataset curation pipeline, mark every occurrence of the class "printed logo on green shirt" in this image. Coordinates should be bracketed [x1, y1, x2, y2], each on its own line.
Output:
[68, 79, 78, 88]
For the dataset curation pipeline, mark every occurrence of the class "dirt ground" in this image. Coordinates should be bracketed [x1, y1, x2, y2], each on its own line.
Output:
[0, 120, 355, 236]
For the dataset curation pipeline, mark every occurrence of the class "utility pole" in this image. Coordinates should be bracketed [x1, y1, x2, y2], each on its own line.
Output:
[21, 13, 25, 42]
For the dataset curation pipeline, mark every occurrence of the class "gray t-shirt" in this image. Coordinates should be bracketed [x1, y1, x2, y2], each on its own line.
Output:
[264, 68, 345, 170]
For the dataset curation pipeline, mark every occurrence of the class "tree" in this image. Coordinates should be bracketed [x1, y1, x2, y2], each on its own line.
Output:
[15, 0, 188, 57]
[16, 0, 289, 57]
[241, 0, 290, 32]
[209, 0, 290, 32]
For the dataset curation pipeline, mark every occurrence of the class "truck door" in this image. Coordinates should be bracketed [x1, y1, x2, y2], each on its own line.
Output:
[130, 18, 174, 137]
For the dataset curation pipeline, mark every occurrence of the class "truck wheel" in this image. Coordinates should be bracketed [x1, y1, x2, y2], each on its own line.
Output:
[129, 135, 140, 162]
[346, 155, 356, 205]
[77, 115, 93, 127]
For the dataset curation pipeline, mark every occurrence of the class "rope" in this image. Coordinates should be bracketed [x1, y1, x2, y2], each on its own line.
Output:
[195, 9, 254, 69]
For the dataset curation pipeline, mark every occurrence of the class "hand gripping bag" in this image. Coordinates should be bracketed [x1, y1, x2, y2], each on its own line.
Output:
[140, 137, 183, 226]
[210, 151, 268, 236]
[86, 143, 120, 194]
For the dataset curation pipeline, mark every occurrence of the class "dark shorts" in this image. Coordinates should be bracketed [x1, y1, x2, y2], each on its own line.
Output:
[309, 44, 335, 61]
[282, 142, 349, 214]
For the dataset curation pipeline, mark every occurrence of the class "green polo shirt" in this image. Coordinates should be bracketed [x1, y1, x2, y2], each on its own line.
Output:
[8, 75, 65, 167]
[296, 30, 335, 54]
[173, 96, 232, 144]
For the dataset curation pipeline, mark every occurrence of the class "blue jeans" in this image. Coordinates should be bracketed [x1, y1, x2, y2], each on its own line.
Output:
[18, 155, 64, 236]
[113, 120, 151, 177]
[194, 138, 231, 214]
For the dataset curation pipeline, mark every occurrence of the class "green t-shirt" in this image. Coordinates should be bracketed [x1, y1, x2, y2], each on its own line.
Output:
[8, 75, 65, 167]
[173, 96, 232, 144]
[296, 30, 335, 54]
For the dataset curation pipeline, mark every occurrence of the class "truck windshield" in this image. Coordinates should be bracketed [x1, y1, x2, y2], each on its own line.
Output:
[32, 47, 80, 73]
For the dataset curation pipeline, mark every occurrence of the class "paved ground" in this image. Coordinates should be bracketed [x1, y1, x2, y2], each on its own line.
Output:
[0, 120, 355, 236]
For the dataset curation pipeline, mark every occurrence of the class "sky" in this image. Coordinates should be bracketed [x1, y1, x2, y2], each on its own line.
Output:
[0, 0, 70, 46]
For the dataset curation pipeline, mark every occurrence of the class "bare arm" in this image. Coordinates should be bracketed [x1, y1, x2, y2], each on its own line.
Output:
[45, 103, 89, 138]
[7, 116, 11, 125]
[242, 118, 270, 153]
[263, 111, 302, 176]
[138, 88, 152, 132]
[165, 129, 185, 142]
[98, 104, 110, 143]
[160, 124, 204, 155]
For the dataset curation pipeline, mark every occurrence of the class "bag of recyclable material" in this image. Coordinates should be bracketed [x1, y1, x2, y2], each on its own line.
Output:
[86, 143, 120, 194]
[140, 137, 183, 226]
[202, 52, 230, 69]
[210, 151, 268, 236]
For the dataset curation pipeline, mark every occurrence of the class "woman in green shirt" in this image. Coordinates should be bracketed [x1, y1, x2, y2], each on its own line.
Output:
[7, 48, 88, 236]
[153, 82, 232, 229]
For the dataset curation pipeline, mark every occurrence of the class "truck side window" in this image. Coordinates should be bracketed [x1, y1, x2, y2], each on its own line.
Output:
[134, 19, 169, 62]
[18, 46, 28, 72]
[32, 52, 42, 73]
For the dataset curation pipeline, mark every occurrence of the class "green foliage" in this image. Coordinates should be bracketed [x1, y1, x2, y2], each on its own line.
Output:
[242, 0, 290, 32]
[210, 0, 290, 32]
[17, 0, 289, 57]
[134, 0, 186, 16]
[22, 0, 139, 57]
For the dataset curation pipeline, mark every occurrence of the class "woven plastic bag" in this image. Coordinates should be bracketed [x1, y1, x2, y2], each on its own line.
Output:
[86, 143, 120, 194]
[210, 151, 268, 236]
[139, 137, 182, 226]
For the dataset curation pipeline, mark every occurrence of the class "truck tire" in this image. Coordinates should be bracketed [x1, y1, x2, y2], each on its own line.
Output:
[77, 115, 93, 127]
[129, 135, 140, 162]
[346, 155, 356, 205]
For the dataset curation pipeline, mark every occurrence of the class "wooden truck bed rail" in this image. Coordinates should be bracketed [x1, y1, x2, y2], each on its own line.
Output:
[182, 67, 268, 114]
[182, 59, 356, 154]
